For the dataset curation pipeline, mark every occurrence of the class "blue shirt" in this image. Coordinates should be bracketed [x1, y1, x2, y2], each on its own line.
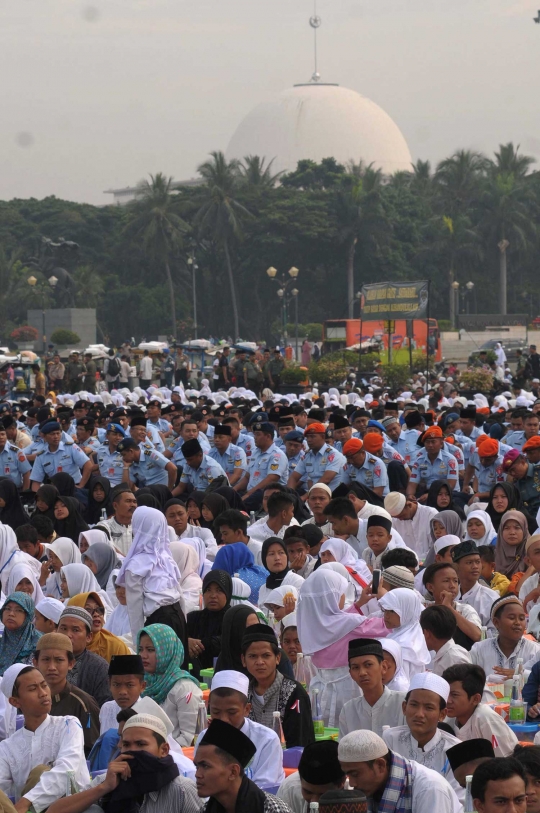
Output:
[96, 444, 125, 487]
[504, 431, 539, 452]
[30, 441, 90, 485]
[409, 449, 459, 490]
[180, 454, 227, 489]
[130, 444, 170, 486]
[0, 444, 31, 487]
[344, 453, 389, 494]
[474, 455, 505, 493]
[127, 425, 165, 454]
[236, 433, 255, 461]
[170, 433, 211, 467]
[293, 445, 345, 491]
[387, 428, 421, 464]
[247, 443, 289, 490]
[148, 418, 170, 434]
[209, 443, 247, 476]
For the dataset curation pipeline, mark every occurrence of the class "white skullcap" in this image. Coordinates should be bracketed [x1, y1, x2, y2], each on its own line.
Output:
[133, 696, 174, 736]
[123, 713, 168, 739]
[35, 597, 65, 625]
[409, 672, 450, 702]
[308, 482, 332, 497]
[384, 492, 406, 517]
[282, 611, 297, 629]
[210, 669, 250, 697]
[434, 534, 461, 555]
[338, 730, 388, 763]
[1, 664, 31, 699]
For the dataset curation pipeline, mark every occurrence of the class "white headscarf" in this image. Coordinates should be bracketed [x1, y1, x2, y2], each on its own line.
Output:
[60, 563, 114, 613]
[465, 510, 496, 546]
[45, 537, 82, 598]
[281, 571, 305, 591]
[180, 536, 211, 578]
[262, 584, 299, 609]
[495, 343, 507, 366]
[79, 529, 116, 550]
[378, 638, 409, 691]
[320, 538, 371, 584]
[116, 506, 181, 591]
[297, 568, 365, 655]
[378, 589, 430, 672]
[320, 562, 358, 606]
[169, 541, 203, 593]
[103, 570, 130, 637]
[5, 563, 44, 605]
[0, 525, 42, 590]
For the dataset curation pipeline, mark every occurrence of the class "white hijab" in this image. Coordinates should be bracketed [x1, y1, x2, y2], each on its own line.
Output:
[45, 537, 82, 598]
[169, 541, 203, 593]
[378, 588, 430, 671]
[465, 510, 496, 546]
[320, 538, 371, 584]
[378, 638, 410, 691]
[0, 525, 41, 590]
[297, 568, 365, 655]
[116, 506, 181, 592]
[61, 563, 114, 612]
[79, 529, 116, 550]
[180, 535, 211, 578]
[5, 562, 44, 605]
[319, 562, 358, 607]
[104, 573, 130, 638]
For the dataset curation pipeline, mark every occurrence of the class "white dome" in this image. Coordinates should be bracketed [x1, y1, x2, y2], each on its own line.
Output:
[226, 83, 412, 176]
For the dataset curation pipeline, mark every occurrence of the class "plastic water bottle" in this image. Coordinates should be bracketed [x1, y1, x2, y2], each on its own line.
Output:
[250, 511, 256, 526]
[272, 710, 286, 749]
[312, 688, 324, 737]
[100, 507, 107, 521]
[509, 676, 525, 722]
[294, 653, 307, 687]
[464, 775, 475, 813]
[515, 657, 525, 690]
[480, 626, 487, 641]
[193, 701, 208, 743]
[309, 804, 320, 812]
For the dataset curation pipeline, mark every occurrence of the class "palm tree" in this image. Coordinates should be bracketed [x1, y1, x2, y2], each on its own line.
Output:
[335, 163, 386, 318]
[239, 155, 282, 189]
[493, 143, 535, 178]
[434, 149, 488, 218]
[195, 151, 252, 339]
[125, 173, 188, 338]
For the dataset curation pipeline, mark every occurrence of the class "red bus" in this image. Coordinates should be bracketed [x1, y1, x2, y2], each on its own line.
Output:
[323, 318, 442, 362]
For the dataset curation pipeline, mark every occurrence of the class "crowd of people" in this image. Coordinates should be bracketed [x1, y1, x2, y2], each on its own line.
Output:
[0, 359, 539, 811]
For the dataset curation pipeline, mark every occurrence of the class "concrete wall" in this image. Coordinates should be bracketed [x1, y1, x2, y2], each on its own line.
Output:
[27, 309, 96, 352]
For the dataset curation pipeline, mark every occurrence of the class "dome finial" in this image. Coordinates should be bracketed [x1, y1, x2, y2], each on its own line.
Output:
[309, 0, 322, 82]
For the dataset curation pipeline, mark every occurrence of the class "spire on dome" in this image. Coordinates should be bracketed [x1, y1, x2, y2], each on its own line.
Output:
[309, 0, 322, 83]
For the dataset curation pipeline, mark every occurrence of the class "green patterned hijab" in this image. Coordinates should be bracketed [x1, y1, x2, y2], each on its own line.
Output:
[137, 623, 198, 705]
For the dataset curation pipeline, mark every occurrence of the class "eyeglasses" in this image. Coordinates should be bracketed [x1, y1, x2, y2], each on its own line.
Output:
[85, 606, 104, 616]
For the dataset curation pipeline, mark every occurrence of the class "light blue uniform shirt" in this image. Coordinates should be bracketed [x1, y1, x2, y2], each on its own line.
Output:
[96, 444, 125, 487]
[474, 455, 505, 492]
[343, 453, 389, 494]
[127, 424, 165, 454]
[180, 454, 227, 489]
[0, 444, 31, 487]
[247, 443, 289, 490]
[293, 444, 345, 492]
[148, 418, 170, 434]
[130, 444, 170, 486]
[209, 443, 247, 476]
[30, 441, 89, 484]
[387, 428, 421, 464]
[409, 449, 459, 490]
[236, 433, 255, 461]
[170, 433, 211, 467]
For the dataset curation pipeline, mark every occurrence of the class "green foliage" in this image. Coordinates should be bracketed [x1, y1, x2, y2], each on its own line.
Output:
[438, 320, 453, 331]
[281, 364, 309, 384]
[459, 367, 494, 392]
[309, 357, 349, 386]
[468, 350, 497, 365]
[379, 364, 411, 390]
[51, 329, 81, 345]
[283, 323, 323, 342]
[11, 325, 38, 342]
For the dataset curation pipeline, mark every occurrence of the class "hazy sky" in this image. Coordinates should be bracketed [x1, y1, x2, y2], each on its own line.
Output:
[0, 0, 538, 205]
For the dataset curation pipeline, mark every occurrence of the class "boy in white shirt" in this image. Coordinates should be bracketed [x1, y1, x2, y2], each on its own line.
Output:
[420, 604, 471, 675]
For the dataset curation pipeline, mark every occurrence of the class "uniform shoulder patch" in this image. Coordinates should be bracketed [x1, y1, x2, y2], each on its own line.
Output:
[144, 450, 151, 456]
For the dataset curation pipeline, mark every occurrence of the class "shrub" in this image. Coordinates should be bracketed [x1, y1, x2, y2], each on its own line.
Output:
[50, 329, 81, 345]
[281, 364, 309, 385]
[11, 325, 38, 342]
[438, 320, 454, 331]
[459, 367, 494, 392]
[378, 363, 411, 390]
[309, 357, 348, 386]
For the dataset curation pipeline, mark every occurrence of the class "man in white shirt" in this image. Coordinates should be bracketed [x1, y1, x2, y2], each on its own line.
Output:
[518, 533, 540, 612]
[277, 740, 346, 813]
[338, 729, 461, 813]
[422, 562, 482, 650]
[382, 672, 464, 803]
[384, 492, 438, 562]
[194, 670, 284, 789]
[215, 509, 263, 564]
[443, 662, 518, 757]
[469, 594, 540, 677]
[452, 540, 499, 627]
[420, 604, 471, 675]
[138, 350, 153, 389]
[95, 485, 136, 556]
[247, 492, 295, 544]
[0, 663, 90, 813]
[471, 757, 527, 813]
[339, 639, 406, 739]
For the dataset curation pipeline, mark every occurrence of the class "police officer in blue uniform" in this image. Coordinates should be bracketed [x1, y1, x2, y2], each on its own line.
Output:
[208, 424, 247, 487]
[283, 430, 306, 486]
[75, 417, 101, 456]
[341, 437, 389, 495]
[173, 438, 227, 496]
[407, 425, 459, 500]
[96, 423, 126, 487]
[30, 420, 92, 490]
[0, 423, 31, 489]
[146, 399, 173, 437]
[117, 437, 176, 489]
[288, 422, 345, 494]
[234, 422, 288, 510]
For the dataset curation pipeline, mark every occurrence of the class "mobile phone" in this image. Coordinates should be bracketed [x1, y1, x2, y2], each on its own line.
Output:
[371, 569, 381, 594]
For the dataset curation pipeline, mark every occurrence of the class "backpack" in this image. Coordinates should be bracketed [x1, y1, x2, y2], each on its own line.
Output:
[107, 357, 120, 378]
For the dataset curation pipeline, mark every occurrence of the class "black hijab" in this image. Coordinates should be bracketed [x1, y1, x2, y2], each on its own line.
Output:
[387, 460, 409, 494]
[334, 480, 385, 508]
[214, 486, 247, 512]
[136, 492, 160, 509]
[86, 476, 112, 525]
[486, 481, 536, 534]
[50, 472, 76, 497]
[146, 484, 173, 510]
[426, 479, 466, 521]
[53, 496, 89, 541]
[214, 605, 254, 673]
[186, 491, 206, 524]
[261, 537, 290, 589]
[202, 493, 229, 522]
[0, 479, 29, 530]
[35, 485, 59, 520]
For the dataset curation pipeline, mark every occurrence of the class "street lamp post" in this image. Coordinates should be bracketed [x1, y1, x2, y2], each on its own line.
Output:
[465, 281, 475, 314]
[451, 281, 460, 330]
[266, 266, 300, 354]
[187, 254, 199, 340]
[27, 274, 58, 353]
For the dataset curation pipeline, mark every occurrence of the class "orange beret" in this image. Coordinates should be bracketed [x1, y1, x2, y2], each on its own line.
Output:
[475, 434, 489, 448]
[477, 407, 490, 415]
[478, 438, 499, 457]
[445, 435, 455, 445]
[343, 438, 363, 455]
[523, 436, 540, 451]
[305, 422, 326, 434]
[363, 434, 383, 453]
[423, 426, 443, 440]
